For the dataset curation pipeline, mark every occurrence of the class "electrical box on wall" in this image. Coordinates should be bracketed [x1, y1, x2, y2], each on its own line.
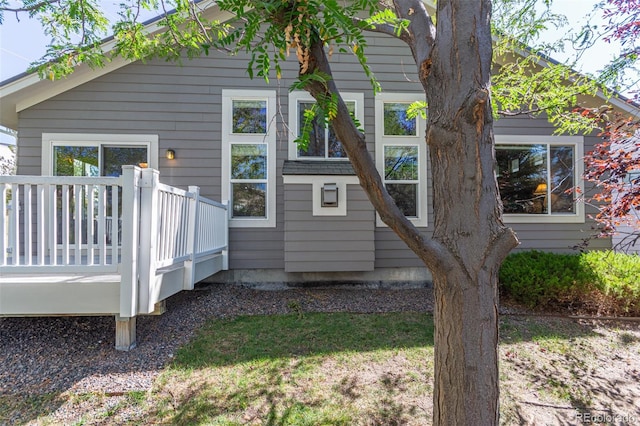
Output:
[321, 183, 338, 207]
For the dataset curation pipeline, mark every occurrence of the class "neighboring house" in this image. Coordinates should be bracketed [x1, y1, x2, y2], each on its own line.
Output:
[1, 5, 638, 348]
[0, 138, 16, 176]
[611, 135, 640, 254]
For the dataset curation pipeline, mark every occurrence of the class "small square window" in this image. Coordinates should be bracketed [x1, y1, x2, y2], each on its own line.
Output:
[383, 102, 417, 136]
[232, 100, 267, 134]
[384, 146, 418, 180]
[231, 144, 267, 180]
[232, 183, 266, 217]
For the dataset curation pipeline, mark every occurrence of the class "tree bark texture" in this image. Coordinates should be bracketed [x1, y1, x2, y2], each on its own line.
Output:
[422, 1, 518, 424]
[302, 0, 519, 424]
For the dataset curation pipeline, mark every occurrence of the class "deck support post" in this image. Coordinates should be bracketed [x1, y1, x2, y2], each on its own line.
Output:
[149, 300, 166, 315]
[115, 315, 137, 351]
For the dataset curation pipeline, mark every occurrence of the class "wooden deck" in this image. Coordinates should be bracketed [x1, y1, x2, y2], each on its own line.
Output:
[0, 167, 229, 350]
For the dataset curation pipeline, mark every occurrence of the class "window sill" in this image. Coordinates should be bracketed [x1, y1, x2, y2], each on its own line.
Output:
[502, 214, 585, 224]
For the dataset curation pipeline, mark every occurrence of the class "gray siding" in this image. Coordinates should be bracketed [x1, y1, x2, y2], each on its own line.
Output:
[284, 185, 375, 272]
[14, 30, 612, 275]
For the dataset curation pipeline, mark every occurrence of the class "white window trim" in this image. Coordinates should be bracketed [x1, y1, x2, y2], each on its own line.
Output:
[375, 92, 428, 227]
[42, 133, 159, 175]
[288, 91, 365, 160]
[495, 135, 585, 224]
[282, 174, 359, 216]
[221, 89, 277, 228]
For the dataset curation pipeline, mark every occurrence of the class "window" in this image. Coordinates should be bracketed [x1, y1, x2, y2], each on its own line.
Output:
[42, 133, 158, 176]
[42, 133, 158, 244]
[495, 135, 584, 223]
[375, 93, 428, 227]
[384, 145, 419, 217]
[288, 92, 364, 160]
[222, 90, 277, 227]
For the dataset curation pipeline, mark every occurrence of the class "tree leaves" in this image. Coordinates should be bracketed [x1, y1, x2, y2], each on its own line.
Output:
[579, 107, 640, 234]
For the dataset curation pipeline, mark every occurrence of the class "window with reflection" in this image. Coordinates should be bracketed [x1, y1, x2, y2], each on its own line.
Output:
[54, 146, 99, 177]
[223, 91, 275, 225]
[377, 98, 424, 221]
[496, 144, 575, 215]
[296, 100, 356, 159]
[230, 144, 267, 217]
[53, 145, 148, 177]
[383, 102, 417, 136]
[384, 145, 419, 217]
[51, 143, 149, 245]
[232, 100, 267, 134]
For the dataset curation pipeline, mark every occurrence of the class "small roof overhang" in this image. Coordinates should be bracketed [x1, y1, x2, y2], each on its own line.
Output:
[282, 160, 356, 176]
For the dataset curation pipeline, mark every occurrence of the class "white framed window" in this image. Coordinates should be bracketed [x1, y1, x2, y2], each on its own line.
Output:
[222, 89, 277, 228]
[375, 93, 428, 227]
[42, 133, 159, 176]
[288, 91, 364, 160]
[495, 135, 585, 223]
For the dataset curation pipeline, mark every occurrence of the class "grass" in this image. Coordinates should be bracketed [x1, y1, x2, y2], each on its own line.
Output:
[2, 312, 639, 425]
[156, 312, 434, 425]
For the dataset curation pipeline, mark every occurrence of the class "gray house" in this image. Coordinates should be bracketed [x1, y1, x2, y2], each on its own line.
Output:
[1, 3, 636, 349]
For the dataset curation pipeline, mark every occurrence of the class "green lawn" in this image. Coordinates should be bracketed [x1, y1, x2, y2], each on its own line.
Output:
[2, 312, 639, 425]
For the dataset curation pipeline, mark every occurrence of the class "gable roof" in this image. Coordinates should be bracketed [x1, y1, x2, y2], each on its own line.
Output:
[1, 1, 638, 131]
[0, 1, 229, 130]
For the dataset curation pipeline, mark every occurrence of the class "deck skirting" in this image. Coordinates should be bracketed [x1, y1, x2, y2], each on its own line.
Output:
[0, 274, 121, 315]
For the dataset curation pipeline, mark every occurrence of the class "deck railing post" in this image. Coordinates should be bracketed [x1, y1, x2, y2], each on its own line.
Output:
[1, 184, 7, 266]
[118, 166, 141, 324]
[9, 184, 19, 265]
[138, 168, 161, 314]
[222, 199, 229, 270]
[183, 185, 200, 290]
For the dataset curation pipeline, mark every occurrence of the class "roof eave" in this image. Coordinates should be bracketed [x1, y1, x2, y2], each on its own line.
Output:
[0, 0, 228, 130]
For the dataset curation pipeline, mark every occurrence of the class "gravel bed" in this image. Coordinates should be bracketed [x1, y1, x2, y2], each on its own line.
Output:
[0, 283, 437, 397]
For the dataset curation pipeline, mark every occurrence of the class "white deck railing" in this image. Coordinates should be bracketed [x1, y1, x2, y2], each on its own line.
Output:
[0, 166, 229, 289]
[0, 175, 124, 272]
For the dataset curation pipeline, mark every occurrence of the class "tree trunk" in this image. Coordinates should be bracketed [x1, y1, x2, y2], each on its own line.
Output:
[433, 266, 500, 424]
[423, 1, 518, 423]
[302, 1, 519, 424]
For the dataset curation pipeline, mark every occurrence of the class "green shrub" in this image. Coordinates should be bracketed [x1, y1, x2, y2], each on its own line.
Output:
[499, 250, 640, 316]
[581, 251, 640, 314]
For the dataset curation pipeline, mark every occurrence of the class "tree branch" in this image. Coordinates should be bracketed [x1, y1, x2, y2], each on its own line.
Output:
[353, 16, 411, 43]
[303, 38, 455, 274]
[0, 0, 61, 13]
[391, 0, 436, 82]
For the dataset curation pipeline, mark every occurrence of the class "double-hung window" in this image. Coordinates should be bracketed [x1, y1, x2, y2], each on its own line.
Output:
[288, 92, 364, 160]
[495, 135, 584, 223]
[375, 93, 428, 227]
[222, 90, 277, 227]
